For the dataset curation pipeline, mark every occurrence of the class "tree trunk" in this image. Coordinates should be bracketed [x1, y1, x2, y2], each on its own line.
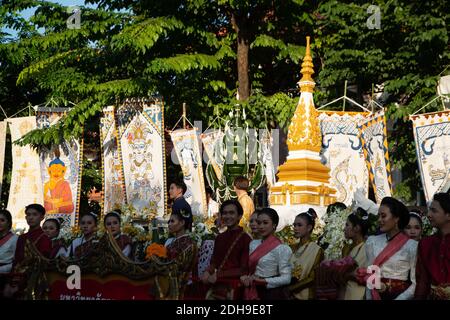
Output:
[231, 13, 250, 101]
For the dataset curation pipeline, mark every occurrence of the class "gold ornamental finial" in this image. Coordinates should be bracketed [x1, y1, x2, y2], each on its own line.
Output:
[286, 36, 321, 152]
[298, 36, 315, 93]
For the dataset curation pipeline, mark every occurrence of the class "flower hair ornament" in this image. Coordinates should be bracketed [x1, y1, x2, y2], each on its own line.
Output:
[179, 209, 191, 219]
[409, 211, 422, 220]
[305, 208, 317, 219]
[88, 211, 98, 219]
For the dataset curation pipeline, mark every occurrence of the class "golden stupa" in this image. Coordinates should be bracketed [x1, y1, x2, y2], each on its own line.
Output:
[270, 36, 336, 227]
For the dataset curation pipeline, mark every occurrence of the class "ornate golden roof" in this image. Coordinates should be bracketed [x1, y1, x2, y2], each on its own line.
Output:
[286, 36, 322, 152]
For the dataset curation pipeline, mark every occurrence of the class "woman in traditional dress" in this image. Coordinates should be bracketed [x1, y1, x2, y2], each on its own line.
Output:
[42, 218, 66, 258]
[415, 193, 450, 300]
[288, 208, 323, 300]
[338, 208, 369, 300]
[0, 210, 18, 274]
[104, 210, 132, 258]
[241, 208, 292, 300]
[0, 210, 18, 297]
[362, 197, 417, 300]
[67, 212, 99, 259]
[165, 207, 197, 298]
[405, 211, 423, 241]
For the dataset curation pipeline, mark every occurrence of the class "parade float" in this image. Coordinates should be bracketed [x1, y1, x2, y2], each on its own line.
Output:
[14, 232, 179, 300]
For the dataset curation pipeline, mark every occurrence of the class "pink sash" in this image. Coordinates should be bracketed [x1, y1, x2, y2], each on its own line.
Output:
[356, 232, 410, 300]
[244, 235, 282, 300]
[0, 232, 13, 247]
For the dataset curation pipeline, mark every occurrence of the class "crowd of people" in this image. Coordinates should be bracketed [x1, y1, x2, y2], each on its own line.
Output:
[0, 176, 449, 300]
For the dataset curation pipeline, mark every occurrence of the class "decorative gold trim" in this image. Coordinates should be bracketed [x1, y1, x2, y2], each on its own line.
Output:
[276, 158, 331, 182]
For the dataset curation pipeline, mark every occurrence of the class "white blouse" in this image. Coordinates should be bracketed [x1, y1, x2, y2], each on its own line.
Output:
[365, 233, 418, 300]
[0, 233, 18, 273]
[250, 239, 293, 289]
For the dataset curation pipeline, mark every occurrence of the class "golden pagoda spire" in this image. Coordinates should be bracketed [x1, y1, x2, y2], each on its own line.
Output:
[286, 36, 321, 152]
[298, 36, 315, 93]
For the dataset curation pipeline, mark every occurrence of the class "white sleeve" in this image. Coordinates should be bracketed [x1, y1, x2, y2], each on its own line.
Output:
[265, 245, 293, 289]
[395, 241, 418, 300]
[56, 247, 68, 258]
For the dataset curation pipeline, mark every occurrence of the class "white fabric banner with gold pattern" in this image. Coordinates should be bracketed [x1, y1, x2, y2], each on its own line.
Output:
[36, 107, 83, 226]
[0, 121, 7, 196]
[410, 110, 450, 201]
[100, 106, 126, 214]
[170, 128, 208, 216]
[7, 116, 44, 230]
[358, 110, 392, 204]
[318, 111, 369, 205]
[118, 108, 166, 217]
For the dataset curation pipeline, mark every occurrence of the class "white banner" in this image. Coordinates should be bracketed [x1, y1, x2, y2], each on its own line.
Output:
[7, 116, 44, 230]
[358, 110, 392, 204]
[200, 129, 224, 181]
[170, 128, 208, 216]
[36, 108, 83, 226]
[0, 121, 7, 196]
[319, 111, 369, 205]
[118, 101, 166, 217]
[260, 129, 276, 188]
[410, 110, 450, 201]
[100, 106, 126, 214]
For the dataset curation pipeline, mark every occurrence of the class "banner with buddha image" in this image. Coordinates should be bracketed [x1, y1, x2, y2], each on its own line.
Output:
[100, 106, 126, 215]
[7, 116, 44, 231]
[318, 111, 370, 205]
[410, 110, 450, 201]
[36, 107, 83, 226]
[358, 110, 392, 204]
[116, 98, 166, 218]
[170, 128, 208, 216]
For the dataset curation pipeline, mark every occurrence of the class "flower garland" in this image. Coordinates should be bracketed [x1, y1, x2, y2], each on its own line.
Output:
[320, 203, 378, 260]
